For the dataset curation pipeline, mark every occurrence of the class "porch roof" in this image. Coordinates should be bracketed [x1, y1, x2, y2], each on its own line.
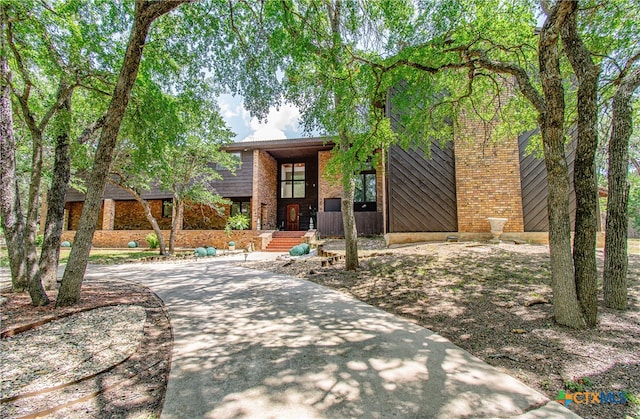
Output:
[224, 137, 334, 159]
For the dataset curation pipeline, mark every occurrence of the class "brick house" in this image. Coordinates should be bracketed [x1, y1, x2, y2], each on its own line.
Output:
[61, 123, 601, 250]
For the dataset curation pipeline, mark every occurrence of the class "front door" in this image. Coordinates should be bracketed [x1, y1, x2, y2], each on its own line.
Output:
[286, 204, 300, 231]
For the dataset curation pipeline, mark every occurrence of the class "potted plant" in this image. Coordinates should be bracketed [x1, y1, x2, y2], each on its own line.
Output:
[225, 213, 250, 250]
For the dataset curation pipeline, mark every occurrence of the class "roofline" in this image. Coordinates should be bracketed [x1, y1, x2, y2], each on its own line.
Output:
[223, 136, 335, 151]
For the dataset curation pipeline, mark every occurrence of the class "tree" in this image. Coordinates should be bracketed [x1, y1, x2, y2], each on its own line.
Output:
[109, 82, 236, 255]
[57, 0, 188, 307]
[561, 4, 601, 326]
[227, 0, 398, 270]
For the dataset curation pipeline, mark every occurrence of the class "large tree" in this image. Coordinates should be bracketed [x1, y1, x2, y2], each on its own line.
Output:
[57, 0, 188, 306]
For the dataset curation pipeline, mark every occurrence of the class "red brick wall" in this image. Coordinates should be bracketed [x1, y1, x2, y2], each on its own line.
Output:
[65, 202, 103, 230]
[61, 229, 263, 250]
[454, 114, 525, 233]
[252, 150, 278, 229]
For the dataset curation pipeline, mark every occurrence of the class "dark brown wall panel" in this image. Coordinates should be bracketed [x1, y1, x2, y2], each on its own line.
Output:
[519, 132, 577, 232]
[387, 140, 457, 232]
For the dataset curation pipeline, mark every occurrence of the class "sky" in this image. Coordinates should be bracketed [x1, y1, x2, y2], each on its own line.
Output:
[217, 94, 306, 142]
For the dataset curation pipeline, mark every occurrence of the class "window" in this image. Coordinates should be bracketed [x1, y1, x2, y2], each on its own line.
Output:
[216, 151, 242, 170]
[324, 198, 341, 212]
[162, 199, 173, 218]
[354, 171, 376, 211]
[231, 199, 251, 216]
[280, 163, 305, 198]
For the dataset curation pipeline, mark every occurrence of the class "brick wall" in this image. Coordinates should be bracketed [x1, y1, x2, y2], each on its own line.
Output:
[103, 199, 115, 230]
[318, 150, 343, 212]
[65, 202, 103, 230]
[114, 200, 170, 230]
[182, 202, 228, 230]
[252, 150, 278, 230]
[60, 229, 263, 250]
[454, 113, 525, 233]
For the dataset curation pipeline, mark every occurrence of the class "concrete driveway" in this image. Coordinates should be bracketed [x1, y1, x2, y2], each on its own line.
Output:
[83, 255, 578, 418]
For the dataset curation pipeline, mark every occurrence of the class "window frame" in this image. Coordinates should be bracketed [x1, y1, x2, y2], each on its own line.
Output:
[280, 162, 306, 199]
[354, 170, 377, 212]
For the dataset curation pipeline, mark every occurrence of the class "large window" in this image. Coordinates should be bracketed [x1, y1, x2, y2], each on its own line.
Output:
[354, 171, 376, 211]
[280, 163, 305, 198]
[162, 199, 173, 218]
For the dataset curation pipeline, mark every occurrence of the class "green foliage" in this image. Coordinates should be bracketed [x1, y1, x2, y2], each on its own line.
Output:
[127, 241, 138, 248]
[228, 241, 235, 247]
[35, 234, 44, 247]
[146, 233, 159, 249]
[194, 247, 207, 257]
[206, 246, 217, 256]
[227, 213, 250, 231]
[300, 243, 311, 254]
[61, 241, 71, 248]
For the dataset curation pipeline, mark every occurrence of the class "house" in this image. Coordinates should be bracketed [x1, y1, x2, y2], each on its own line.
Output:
[60, 117, 602, 250]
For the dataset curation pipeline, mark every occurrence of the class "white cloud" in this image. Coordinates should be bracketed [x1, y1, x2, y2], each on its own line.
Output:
[242, 103, 301, 141]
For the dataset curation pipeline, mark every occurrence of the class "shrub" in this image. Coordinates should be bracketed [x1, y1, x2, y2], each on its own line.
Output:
[127, 241, 138, 248]
[289, 245, 305, 256]
[35, 234, 44, 247]
[228, 241, 235, 247]
[146, 233, 159, 249]
[194, 247, 207, 257]
[227, 213, 250, 230]
[61, 241, 71, 248]
[300, 243, 310, 254]
[206, 247, 217, 256]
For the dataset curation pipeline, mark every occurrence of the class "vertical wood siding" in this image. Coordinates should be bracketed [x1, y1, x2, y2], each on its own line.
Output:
[387, 140, 458, 232]
[317, 212, 383, 236]
[519, 131, 577, 231]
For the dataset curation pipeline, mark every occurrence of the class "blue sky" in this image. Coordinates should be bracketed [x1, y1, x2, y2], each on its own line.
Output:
[217, 94, 305, 142]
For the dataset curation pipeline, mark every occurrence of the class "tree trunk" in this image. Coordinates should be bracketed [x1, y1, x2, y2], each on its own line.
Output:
[538, 1, 585, 328]
[169, 196, 183, 255]
[340, 136, 359, 271]
[604, 67, 640, 309]
[39, 92, 72, 290]
[0, 38, 28, 292]
[109, 179, 167, 255]
[57, 0, 186, 306]
[562, 9, 600, 327]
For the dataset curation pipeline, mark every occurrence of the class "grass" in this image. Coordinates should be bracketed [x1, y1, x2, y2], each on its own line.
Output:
[0, 248, 170, 267]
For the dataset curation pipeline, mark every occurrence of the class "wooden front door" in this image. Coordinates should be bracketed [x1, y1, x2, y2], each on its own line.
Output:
[286, 204, 300, 231]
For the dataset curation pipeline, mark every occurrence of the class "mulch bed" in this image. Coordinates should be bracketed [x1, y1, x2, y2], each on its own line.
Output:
[0, 279, 172, 418]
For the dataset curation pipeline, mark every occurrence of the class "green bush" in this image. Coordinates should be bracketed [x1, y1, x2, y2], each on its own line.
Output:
[35, 234, 44, 247]
[146, 233, 159, 249]
[206, 247, 217, 256]
[227, 213, 250, 230]
[300, 243, 310, 254]
[228, 241, 235, 247]
[194, 247, 207, 257]
[127, 241, 138, 248]
[289, 245, 305, 256]
[61, 241, 71, 248]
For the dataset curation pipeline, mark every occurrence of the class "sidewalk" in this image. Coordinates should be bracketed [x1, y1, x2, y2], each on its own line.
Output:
[82, 255, 578, 418]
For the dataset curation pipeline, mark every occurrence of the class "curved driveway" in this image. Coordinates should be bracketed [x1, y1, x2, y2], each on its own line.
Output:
[83, 255, 579, 419]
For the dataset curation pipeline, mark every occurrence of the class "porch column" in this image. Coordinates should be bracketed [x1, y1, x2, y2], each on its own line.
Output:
[102, 199, 115, 231]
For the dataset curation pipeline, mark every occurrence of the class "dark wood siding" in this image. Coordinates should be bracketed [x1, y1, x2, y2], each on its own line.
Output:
[317, 212, 383, 237]
[519, 131, 577, 231]
[65, 151, 254, 202]
[277, 155, 318, 231]
[209, 151, 254, 197]
[387, 140, 458, 232]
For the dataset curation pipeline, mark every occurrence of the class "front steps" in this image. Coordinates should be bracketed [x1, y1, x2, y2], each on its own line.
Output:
[265, 231, 306, 252]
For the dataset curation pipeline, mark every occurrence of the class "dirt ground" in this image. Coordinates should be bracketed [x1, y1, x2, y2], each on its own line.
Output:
[242, 239, 640, 419]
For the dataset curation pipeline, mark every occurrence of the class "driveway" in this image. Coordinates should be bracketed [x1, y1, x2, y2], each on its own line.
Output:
[82, 255, 577, 418]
